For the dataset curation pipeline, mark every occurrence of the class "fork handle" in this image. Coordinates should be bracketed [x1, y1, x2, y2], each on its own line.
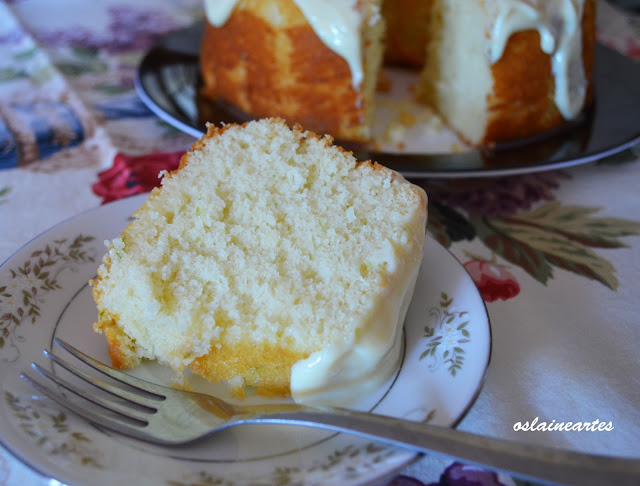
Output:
[256, 408, 639, 486]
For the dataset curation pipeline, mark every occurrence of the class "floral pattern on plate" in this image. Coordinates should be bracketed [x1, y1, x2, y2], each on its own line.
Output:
[420, 292, 471, 376]
[0, 194, 491, 486]
[0, 235, 97, 362]
[5, 391, 104, 469]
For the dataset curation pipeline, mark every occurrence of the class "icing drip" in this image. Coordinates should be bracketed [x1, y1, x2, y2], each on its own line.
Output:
[489, 0, 587, 119]
[203, 0, 239, 28]
[203, 0, 367, 88]
[204, 0, 588, 119]
[293, 1, 365, 88]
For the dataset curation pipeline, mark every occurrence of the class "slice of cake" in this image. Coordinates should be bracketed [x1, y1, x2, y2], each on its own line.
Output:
[91, 118, 427, 403]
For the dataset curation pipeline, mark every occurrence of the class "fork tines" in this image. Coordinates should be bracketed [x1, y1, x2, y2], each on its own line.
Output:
[20, 339, 165, 439]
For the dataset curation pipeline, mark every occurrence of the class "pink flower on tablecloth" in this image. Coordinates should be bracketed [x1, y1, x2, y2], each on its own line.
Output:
[92, 151, 183, 204]
[463, 260, 520, 302]
[622, 36, 640, 59]
[598, 36, 640, 61]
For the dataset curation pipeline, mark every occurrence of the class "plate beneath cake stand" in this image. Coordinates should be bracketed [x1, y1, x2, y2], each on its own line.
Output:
[0, 193, 491, 486]
[135, 21, 640, 178]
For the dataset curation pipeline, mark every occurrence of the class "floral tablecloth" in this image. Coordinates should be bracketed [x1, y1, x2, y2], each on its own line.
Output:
[1, 1, 639, 485]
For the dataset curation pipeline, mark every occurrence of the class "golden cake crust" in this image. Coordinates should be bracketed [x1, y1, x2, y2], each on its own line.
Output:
[191, 341, 306, 397]
[200, 0, 373, 142]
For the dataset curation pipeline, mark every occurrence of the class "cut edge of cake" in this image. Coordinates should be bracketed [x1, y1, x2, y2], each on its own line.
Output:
[91, 118, 428, 403]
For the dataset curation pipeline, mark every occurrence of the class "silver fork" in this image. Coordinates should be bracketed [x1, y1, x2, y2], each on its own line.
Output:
[21, 339, 640, 486]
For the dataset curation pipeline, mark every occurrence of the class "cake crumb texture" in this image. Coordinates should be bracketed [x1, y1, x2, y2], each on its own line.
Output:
[92, 118, 427, 397]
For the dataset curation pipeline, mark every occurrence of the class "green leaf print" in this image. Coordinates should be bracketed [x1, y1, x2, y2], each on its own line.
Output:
[489, 218, 619, 289]
[463, 200, 640, 290]
[0, 68, 27, 82]
[14, 47, 38, 61]
[482, 229, 554, 284]
[501, 203, 640, 249]
[71, 46, 99, 58]
[57, 60, 108, 77]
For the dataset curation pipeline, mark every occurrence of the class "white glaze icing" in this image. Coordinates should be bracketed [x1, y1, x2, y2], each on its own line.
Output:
[204, 0, 588, 119]
[488, 0, 587, 119]
[203, 0, 367, 88]
[203, 0, 239, 28]
[290, 235, 423, 405]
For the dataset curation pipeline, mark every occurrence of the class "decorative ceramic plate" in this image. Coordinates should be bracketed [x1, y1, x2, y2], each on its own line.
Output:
[135, 22, 640, 179]
[0, 194, 491, 486]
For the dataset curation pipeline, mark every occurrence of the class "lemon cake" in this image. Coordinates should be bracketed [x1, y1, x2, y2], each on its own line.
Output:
[199, 0, 596, 147]
[91, 118, 428, 402]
